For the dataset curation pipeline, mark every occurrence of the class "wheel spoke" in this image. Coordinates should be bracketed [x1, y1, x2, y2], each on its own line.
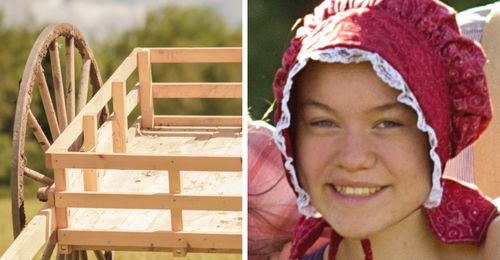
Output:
[36, 66, 61, 140]
[24, 167, 53, 185]
[65, 37, 76, 122]
[41, 242, 56, 260]
[27, 109, 50, 151]
[93, 250, 105, 260]
[77, 58, 91, 114]
[80, 250, 89, 260]
[49, 41, 68, 130]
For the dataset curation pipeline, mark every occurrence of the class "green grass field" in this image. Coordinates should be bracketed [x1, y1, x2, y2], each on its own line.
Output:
[0, 188, 241, 259]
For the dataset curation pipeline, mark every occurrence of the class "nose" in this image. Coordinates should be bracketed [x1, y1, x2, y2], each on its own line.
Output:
[333, 130, 376, 172]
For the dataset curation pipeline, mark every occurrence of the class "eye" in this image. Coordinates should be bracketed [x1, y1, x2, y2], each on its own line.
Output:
[311, 119, 338, 128]
[376, 120, 402, 129]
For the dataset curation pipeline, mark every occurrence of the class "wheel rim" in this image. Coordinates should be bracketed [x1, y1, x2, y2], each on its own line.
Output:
[11, 23, 108, 239]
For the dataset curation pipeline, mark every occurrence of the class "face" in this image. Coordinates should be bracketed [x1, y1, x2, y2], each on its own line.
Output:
[293, 61, 432, 239]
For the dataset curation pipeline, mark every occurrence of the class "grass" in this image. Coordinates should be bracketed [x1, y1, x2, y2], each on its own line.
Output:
[0, 187, 241, 259]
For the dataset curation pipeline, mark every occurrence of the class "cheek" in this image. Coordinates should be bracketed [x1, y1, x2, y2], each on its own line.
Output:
[295, 130, 330, 188]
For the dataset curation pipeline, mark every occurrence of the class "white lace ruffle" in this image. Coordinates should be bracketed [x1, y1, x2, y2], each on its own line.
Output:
[273, 47, 443, 218]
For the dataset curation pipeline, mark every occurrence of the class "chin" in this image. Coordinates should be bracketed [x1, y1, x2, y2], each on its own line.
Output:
[325, 216, 384, 240]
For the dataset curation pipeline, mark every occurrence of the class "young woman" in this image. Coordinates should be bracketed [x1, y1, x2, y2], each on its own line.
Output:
[270, 0, 500, 259]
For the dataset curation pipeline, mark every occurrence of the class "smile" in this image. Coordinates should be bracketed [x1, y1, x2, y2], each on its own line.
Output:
[334, 186, 383, 196]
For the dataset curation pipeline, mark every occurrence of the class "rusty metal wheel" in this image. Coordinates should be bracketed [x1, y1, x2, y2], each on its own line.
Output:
[11, 23, 108, 245]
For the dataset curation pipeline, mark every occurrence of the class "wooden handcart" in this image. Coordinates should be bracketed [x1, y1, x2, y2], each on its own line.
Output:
[2, 23, 242, 259]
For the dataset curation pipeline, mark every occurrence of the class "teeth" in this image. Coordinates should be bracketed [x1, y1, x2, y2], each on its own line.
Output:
[335, 186, 382, 196]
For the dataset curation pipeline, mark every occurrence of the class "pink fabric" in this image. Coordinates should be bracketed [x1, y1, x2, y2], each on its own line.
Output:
[248, 121, 301, 259]
[271, 0, 496, 258]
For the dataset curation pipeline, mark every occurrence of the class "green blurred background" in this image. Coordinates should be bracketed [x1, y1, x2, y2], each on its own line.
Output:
[248, 0, 499, 121]
[0, 2, 241, 258]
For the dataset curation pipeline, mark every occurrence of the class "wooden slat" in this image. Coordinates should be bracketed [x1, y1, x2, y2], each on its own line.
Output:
[149, 48, 242, 63]
[27, 109, 51, 151]
[168, 169, 182, 194]
[54, 168, 69, 229]
[71, 245, 240, 254]
[152, 82, 242, 98]
[65, 37, 75, 121]
[0, 207, 56, 260]
[77, 58, 91, 114]
[36, 66, 61, 140]
[55, 192, 241, 211]
[58, 230, 242, 251]
[82, 114, 98, 191]
[138, 49, 154, 128]
[47, 49, 138, 152]
[168, 169, 183, 231]
[49, 41, 68, 130]
[112, 81, 127, 153]
[46, 152, 241, 171]
[126, 84, 139, 115]
[155, 116, 242, 127]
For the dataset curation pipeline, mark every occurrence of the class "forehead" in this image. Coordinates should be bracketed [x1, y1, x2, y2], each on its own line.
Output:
[294, 61, 401, 107]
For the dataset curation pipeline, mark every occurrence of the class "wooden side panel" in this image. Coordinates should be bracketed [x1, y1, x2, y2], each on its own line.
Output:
[46, 153, 242, 171]
[152, 83, 242, 98]
[58, 230, 242, 251]
[155, 116, 242, 127]
[149, 48, 242, 63]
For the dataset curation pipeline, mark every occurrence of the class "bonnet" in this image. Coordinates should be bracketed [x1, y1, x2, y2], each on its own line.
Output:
[271, 0, 497, 258]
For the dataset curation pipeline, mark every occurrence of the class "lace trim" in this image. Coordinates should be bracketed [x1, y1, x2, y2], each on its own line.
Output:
[273, 47, 443, 217]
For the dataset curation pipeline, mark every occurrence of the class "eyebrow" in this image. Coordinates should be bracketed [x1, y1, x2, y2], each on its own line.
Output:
[299, 99, 407, 114]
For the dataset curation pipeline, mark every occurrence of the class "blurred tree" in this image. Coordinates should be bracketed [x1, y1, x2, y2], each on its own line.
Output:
[95, 5, 242, 116]
[248, 0, 498, 121]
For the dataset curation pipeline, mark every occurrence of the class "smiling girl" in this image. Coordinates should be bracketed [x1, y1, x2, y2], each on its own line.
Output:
[271, 0, 500, 259]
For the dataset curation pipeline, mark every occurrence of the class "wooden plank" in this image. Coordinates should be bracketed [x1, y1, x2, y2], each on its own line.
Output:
[0, 207, 56, 260]
[138, 49, 154, 128]
[49, 41, 68, 130]
[46, 152, 242, 171]
[71, 245, 240, 254]
[152, 82, 242, 98]
[171, 209, 183, 232]
[54, 168, 69, 229]
[53, 192, 242, 211]
[168, 169, 183, 231]
[58, 230, 242, 251]
[65, 37, 75, 122]
[47, 49, 138, 153]
[155, 116, 242, 127]
[126, 84, 139, 116]
[112, 81, 127, 153]
[83, 114, 98, 191]
[36, 66, 60, 140]
[149, 48, 242, 63]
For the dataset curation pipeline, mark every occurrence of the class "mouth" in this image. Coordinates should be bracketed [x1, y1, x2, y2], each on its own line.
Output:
[333, 185, 384, 196]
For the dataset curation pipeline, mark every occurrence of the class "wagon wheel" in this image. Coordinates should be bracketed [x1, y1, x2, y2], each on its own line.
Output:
[11, 23, 109, 258]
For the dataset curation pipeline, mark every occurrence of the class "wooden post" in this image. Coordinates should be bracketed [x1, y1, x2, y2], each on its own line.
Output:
[54, 167, 69, 253]
[112, 81, 127, 153]
[169, 167, 185, 255]
[82, 114, 98, 191]
[137, 49, 154, 129]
